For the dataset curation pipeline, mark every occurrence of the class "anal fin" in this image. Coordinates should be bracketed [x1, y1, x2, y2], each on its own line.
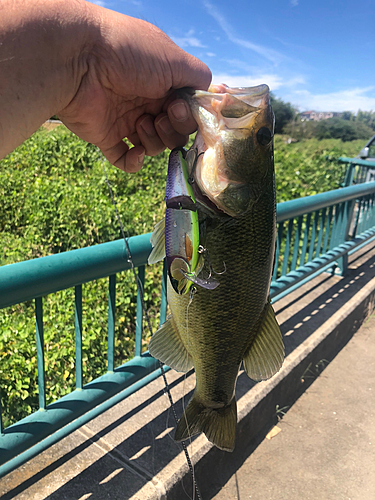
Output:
[243, 300, 284, 382]
[148, 316, 193, 372]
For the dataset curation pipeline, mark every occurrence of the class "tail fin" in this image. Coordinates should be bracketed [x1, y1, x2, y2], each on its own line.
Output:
[174, 395, 237, 452]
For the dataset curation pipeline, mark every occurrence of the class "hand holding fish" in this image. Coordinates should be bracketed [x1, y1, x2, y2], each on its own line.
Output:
[0, 0, 211, 170]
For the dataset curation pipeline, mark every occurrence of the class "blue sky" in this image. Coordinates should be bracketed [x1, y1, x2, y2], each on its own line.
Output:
[90, 0, 375, 112]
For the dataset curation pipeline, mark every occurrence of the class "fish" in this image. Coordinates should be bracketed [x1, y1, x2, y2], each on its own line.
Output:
[148, 83, 284, 452]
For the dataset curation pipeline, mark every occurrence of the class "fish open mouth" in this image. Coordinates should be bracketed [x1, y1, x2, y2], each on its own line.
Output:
[180, 84, 273, 217]
[184, 147, 229, 217]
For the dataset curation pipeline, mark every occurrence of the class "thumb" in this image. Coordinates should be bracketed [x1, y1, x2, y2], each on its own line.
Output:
[170, 50, 212, 92]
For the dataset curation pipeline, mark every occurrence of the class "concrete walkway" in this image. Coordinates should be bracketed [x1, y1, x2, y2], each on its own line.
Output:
[211, 311, 375, 500]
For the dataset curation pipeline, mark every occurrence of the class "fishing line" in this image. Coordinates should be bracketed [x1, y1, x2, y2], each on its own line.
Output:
[181, 287, 197, 500]
[101, 156, 202, 500]
[165, 406, 194, 500]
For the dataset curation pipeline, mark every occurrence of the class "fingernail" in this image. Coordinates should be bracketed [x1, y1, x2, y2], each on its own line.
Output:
[139, 116, 156, 137]
[157, 116, 174, 135]
[138, 150, 145, 166]
[170, 102, 188, 122]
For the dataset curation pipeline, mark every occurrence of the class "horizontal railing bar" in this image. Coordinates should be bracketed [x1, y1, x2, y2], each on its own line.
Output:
[276, 181, 375, 223]
[2, 183, 375, 311]
[270, 226, 375, 301]
[0, 233, 152, 309]
[0, 353, 161, 467]
[338, 157, 375, 168]
[271, 261, 337, 304]
[348, 233, 375, 256]
[0, 362, 171, 478]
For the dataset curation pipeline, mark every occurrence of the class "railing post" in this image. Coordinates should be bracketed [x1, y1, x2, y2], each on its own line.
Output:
[0, 397, 3, 435]
[135, 266, 145, 357]
[160, 260, 168, 326]
[336, 199, 356, 275]
[107, 275, 116, 372]
[75, 285, 83, 389]
[35, 297, 46, 410]
[343, 162, 355, 187]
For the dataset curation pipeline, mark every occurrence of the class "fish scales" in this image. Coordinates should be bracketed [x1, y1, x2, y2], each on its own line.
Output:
[148, 84, 284, 451]
[170, 171, 276, 404]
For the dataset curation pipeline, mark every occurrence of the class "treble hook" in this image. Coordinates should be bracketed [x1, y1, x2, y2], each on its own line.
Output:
[188, 149, 205, 185]
[198, 245, 226, 278]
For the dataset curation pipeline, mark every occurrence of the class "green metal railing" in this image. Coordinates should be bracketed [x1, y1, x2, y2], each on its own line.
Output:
[339, 157, 375, 186]
[1, 181, 375, 477]
[271, 181, 375, 301]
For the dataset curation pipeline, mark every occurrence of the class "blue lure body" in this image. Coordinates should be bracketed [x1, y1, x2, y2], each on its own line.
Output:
[165, 149, 218, 294]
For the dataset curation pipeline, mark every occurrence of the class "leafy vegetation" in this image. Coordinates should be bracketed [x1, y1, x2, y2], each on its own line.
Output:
[272, 94, 375, 141]
[273, 136, 364, 201]
[0, 125, 367, 426]
[283, 117, 374, 142]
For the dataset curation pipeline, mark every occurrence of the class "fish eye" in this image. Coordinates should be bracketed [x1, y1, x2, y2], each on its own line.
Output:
[256, 127, 273, 146]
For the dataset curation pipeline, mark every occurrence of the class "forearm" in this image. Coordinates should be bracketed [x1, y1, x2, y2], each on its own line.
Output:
[0, 0, 96, 158]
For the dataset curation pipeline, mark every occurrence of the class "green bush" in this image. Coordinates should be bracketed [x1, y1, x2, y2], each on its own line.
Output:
[274, 136, 364, 202]
[315, 118, 374, 142]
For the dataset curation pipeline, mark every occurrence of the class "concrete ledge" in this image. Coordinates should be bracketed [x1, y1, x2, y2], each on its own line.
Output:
[1, 243, 374, 500]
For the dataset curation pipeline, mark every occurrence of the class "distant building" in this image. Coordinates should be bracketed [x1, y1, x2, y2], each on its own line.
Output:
[300, 110, 342, 122]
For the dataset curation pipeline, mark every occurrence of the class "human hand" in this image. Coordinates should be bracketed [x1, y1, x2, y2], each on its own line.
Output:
[57, 4, 211, 172]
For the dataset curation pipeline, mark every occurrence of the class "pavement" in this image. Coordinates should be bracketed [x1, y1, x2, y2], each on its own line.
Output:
[211, 306, 375, 500]
[0, 242, 375, 500]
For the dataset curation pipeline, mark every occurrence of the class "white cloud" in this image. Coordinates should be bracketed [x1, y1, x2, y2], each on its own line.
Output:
[289, 87, 375, 112]
[170, 36, 206, 48]
[87, 0, 107, 6]
[88, 0, 142, 5]
[211, 73, 284, 92]
[203, 0, 288, 65]
[206, 52, 216, 57]
[170, 29, 206, 48]
[210, 73, 306, 93]
[291, 0, 299, 6]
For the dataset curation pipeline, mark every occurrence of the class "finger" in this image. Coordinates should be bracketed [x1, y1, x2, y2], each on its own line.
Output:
[155, 113, 189, 151]
[123, 146, 146, 173]
[127, 131, 142, 147]
[101, 140, 145, 173]
[171, 53, 212, 92]
[167, 99, 198, 136]
[136, 115, 166, 156]
[100, 140, 129, 168]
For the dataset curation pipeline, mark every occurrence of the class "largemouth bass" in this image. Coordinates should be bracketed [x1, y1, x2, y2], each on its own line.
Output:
[148, 83, 284, 452]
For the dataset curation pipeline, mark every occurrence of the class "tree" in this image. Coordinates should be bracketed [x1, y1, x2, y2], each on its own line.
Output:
[315, 118, 373, 142]
[356, 110, 375, 131]
[270, 94, 296, 134]
[341, 111, 355, 121]
[282, 119, 318, 140]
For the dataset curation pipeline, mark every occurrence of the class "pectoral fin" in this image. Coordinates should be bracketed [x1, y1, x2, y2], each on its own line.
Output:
[148, 316, 193, 372]
[243, 301, 284, 381]
[148, 218, 165, 264]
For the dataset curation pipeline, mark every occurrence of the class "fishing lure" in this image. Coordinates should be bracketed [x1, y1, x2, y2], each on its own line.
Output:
[149, 148, 219, 294]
